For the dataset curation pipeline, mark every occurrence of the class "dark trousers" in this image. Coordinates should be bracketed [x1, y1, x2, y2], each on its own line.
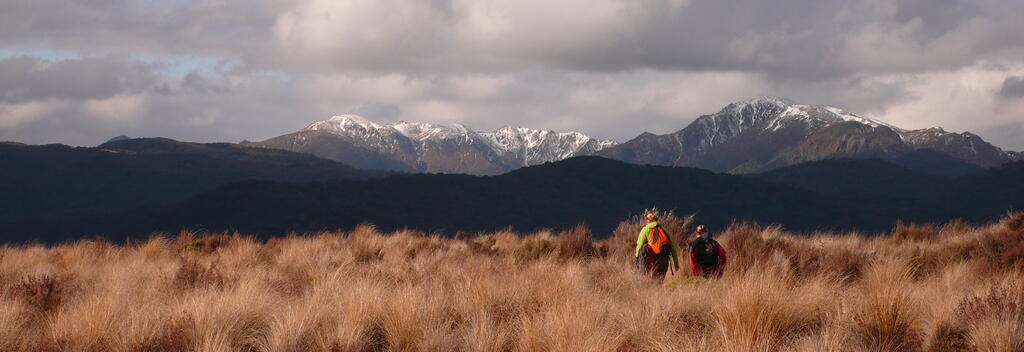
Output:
[640, 254, 671, 279]
[698, 265, 723, 279]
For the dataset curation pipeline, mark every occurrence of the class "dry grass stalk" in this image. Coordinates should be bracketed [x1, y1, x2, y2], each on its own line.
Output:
[0, 213, 1021, 350]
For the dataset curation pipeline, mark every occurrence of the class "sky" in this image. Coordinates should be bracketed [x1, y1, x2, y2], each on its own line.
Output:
[1, 0, 1023, 150]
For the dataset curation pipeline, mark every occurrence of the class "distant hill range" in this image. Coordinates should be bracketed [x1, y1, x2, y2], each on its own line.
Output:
[248, 97, 1019, 177]
[4, 156, 1023, 243]
[247, 115, 616, 175]
[3, 96, 1023, 242]
[0, 138, 386, 225]
[754, 158, 951, 199]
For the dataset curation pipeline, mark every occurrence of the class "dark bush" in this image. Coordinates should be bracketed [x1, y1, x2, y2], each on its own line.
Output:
[718, 221, 770, 274]
[463, 236, 499, 256]
[138, 316, 195, 352]
[926, 322, 969, 352]
[352, 246, 384, 263]
[15, 274, 72, 313]
[515, 237, 555, 261]
[171, 256, 224, 290]
[892, 221, 938, 242]
[556, 224, 596, 259]
[1005, 212, 1024, 233]
[954, 282, 1023, 326]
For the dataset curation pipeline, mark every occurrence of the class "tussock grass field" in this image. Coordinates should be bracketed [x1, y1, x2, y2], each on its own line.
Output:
[2, 212, 1024, 351]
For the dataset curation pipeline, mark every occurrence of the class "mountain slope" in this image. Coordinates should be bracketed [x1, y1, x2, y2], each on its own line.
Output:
[888, 148, 985, 178]
[250, 115, 616, 175]
[598, 97, 1021, 174]
[754, 158, 952, 199]
[7, 156, 1024, 243]
[952, 161, 1024, 217]
[2, 156, 957, 242]
[0, 138, 386, 224]
[752, 158, 1024, 223]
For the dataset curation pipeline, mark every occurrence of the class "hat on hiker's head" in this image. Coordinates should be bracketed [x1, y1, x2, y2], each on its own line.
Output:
[696, 225, 707, 234]
[645, 212, 658, 221]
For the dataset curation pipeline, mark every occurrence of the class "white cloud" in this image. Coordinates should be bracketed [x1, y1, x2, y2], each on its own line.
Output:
[0, 101, 52, 128]
[868, 63, 1024, 143]
[448, 74, 514, 100]
[407, 100, 465, 123]
[1, 0, 1023, 151]
[84, 94, 146, 123]
[270, 0, 453, 71]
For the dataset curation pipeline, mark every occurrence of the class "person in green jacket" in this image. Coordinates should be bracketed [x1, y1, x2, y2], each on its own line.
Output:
[634, 212, 681, 279]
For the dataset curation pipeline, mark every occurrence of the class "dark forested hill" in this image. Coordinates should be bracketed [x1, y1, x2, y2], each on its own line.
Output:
[952, 161, 1024, 218]
[0, 156, 940, 242]
[0, 138, 386, 224]
[754, 158, 1024, 225]
[754, 158, 952, 199]
[5, 155, 1022, 244]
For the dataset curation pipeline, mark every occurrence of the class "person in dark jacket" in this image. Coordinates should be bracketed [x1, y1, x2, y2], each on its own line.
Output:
[689, 225, 727, 278]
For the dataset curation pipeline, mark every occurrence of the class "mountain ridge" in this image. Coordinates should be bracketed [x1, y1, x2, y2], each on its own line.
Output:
[597, 96, 1021, 174]
[249, 115, 616, 175]
[250, 97, 1020, 176]
[0, 156, 871, 241]
[7, 156, 1024, 243]
[0, 138, 386, 224]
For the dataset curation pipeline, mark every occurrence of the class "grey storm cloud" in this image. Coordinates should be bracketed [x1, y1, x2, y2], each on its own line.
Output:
[0, 56, 157, 103]
[999, 76, 1024, 99]
[4, 0, 1022, 76]
[1, 0, 1023, 150]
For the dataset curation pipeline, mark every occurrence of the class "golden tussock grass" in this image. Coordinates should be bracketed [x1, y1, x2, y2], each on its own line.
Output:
[1, 211, 1023, 351]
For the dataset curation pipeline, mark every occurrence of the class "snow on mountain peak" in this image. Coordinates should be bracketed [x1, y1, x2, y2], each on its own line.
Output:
[478, 125, 616, 165]
[391, 121, 473, 140]
[820, 106, 903, 131]
[714, 97, 903, 134]
[694, 98, 919, 149]
[707, 98, 1013, 156]
[300, 115, 616, 167]
[305, 114, 385, 133]
[417, 122, 473, 140]
[741, 96, 796, 106]
[483, 125, 568, 150]
[722, 96, 795, 112]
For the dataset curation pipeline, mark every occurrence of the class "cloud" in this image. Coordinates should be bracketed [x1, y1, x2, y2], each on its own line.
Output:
[0, 101, 52, 128]
[5, 0, 1021, 76]
[857, 63, 1024, 150]
[268, 0, 455, 71]
[1, 0, 1024, 151]
[0, 56, 156, 103]
[84, 94, 146, 123]
[999, 76, 1024, 99]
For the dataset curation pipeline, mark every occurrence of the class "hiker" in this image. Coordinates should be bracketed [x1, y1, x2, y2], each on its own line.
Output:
[689, 225, 727, 278]
[635, 213, 681, 280]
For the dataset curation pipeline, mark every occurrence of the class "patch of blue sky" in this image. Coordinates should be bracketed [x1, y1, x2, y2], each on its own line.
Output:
[0, 47, 295, 82]
[253, 70, 296, 82]
[0, 48, 82, 61]
[136, 54, 227, 76]
[0, 47, 227, 76]
[138, 55, 294, 82]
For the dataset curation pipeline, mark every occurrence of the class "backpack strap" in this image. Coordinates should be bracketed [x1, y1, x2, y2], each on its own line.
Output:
[649, 225, 663, 244]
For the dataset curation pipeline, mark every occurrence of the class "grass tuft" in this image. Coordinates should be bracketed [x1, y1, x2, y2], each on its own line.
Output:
[0, 213, 1022, 350]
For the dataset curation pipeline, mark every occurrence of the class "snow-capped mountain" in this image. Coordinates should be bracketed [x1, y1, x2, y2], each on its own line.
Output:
[480, 126, 617, 166]
[251, 115, 616, 174]
[251, 98, 1019, 176]
[597, 97, 1021, 175]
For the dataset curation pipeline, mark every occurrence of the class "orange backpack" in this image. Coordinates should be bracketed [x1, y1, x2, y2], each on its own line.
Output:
[648, 225, 671, 255]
